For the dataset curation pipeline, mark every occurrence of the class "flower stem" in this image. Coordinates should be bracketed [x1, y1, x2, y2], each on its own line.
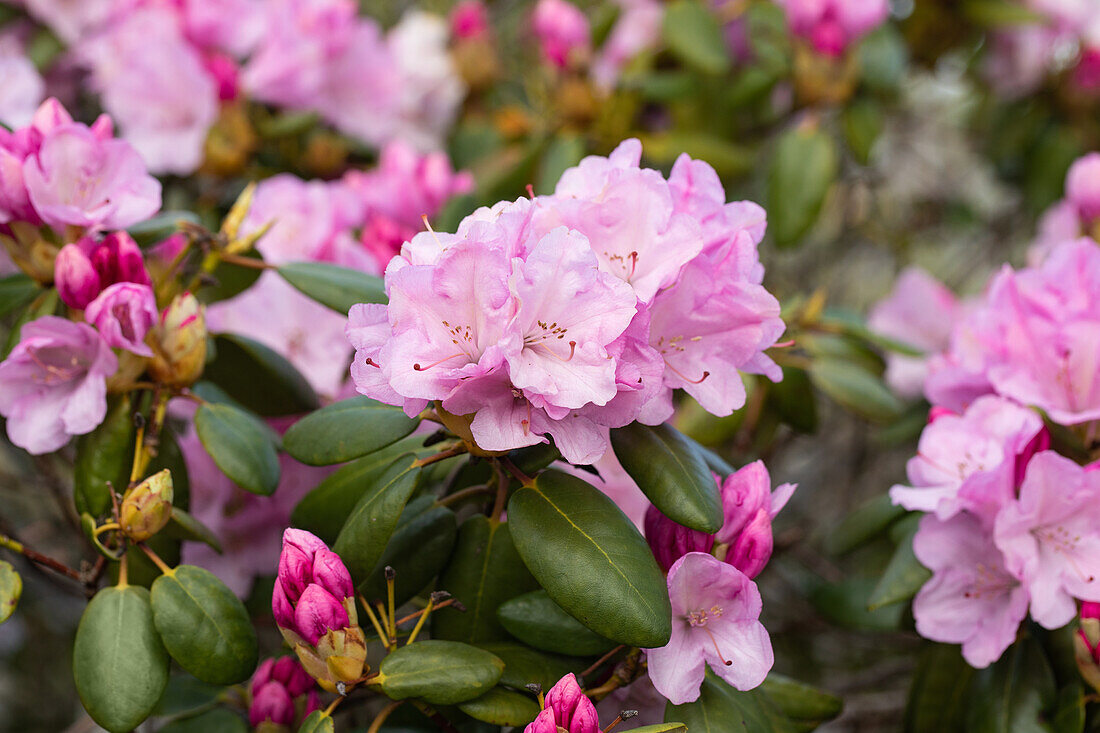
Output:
[365, 700, 404, 733]
[359, 594, 389, 646]
[0, 533, 83, 582]
[137, 543, 173, 575]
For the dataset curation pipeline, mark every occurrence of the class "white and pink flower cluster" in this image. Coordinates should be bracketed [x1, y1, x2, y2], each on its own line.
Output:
[346, 139, 784, 464]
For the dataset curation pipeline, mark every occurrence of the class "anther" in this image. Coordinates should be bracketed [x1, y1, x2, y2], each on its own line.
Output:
[665, 360, 710, 385]
[413, 352, 466, 371]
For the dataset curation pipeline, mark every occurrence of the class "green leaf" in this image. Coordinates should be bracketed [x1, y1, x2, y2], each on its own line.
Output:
[73, 586, 169, 733]
[126, 210, 202, 247]
[203, 333, 319, 417]
[150, 565, 258, 685]
[966, 636, 1057, 733]
[536, 135, 586, 195]
[332, 454, 422, 582]
[769, 367, 818, 434]
[297, 710, 335, 733]
[962, 0, 1046, 26]
[158, 709, 248, 733]
[148, 426, 191, 510]
[153, 674, 225, 716]
[0, 273, 39, 318]
[825, 494, 907, 556]
[809, 358, 903, 423]
[857, 25, 908, 92]
[432, 516, 539, 644]
[1051, 683, 1085, 733]
[0, 560, 20, 624]
[631, 726, 689, 733]
[3, 288, 58, 358]
[198, 250, 264, 305]
[277, 261, 386, 314]
[283, 397, 420, 466]
[843, 98, 884, 165]
[292, 436, 428, 544]
[376, 640, 503, 706]
[475, 642, 586, 692]
[361, 503, 458, 605]
[611, 422, 722, 533]
[667, 673, 795, 732]
[74, 394, 136, 516]
[166, 507, 223, 554]
[497, 590, 618, 656]
[810, 576, 903, 631]
[868, 515, 931, 610]
[768, 125, 838, 247]
[194, 403, 280, 495]
[508, 470, 672, 648]
[457, 686, 540, 726]
[663, 0, 731, 75]
[903, 644, 975, 733]
[763, 674, 843, 728]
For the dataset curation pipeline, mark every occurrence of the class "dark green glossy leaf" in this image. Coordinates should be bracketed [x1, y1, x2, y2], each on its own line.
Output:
[809, 358, 903, 423]
[74, 394, 135, 516]
[332, 454, 421, 582]
[509, 443, 562, 476]
[148, 426, 191, 510]
[868, 515, 931, 610]
[966, 637, 1056, 733]
[769, 367, 818, 434]
[857, 26, 908, 92]
[433, 516, 538, 644]
[810, 576, 903, 632]
[825, 494, 907, 556]
[0, 273, 39, 318]
[667, 673, 794, 732]
[632, 726, 688, 733]
[361, 504, 457, 605]
[3, 288, 58, 358]
[903, 643, 975, 733]
[292, 436, 428, 544]
[497, 590, 617, 656]
[663, 0, 731, 74]
[194, 402, 280, 495]
[73, 586, 169, 733]
[843, 98, 883, 165]
[1051, 683, 1085, 733]
[612, 422, 721, 533]
[475, 642, 586, 692]
[297, 710, 335, 733]
[122, 533, 180, 589]
[763, 674, 843, 729]
[768, 125, 838, 247]
[151, 565, 258, 684]
[457, 686, 540, 726]
[153, 674, 224, 716]
[283, 397, 420, 466]
[166, 507, 223, 554]
[278, 261, 386, 314]
[376, 640, 503, 706]
[203, 334, 318, 417]
[508, 470, 671, 648]
[199, 250, 264, 305]
[0, 560, 20, 624]
[159, 708, 248, 733]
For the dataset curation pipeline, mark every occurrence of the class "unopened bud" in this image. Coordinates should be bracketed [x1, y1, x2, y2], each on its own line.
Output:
[119, 469, 174, 542]
[644, 504, 714, 574]
[54, 242, 101, 308]
[148, 292, 207, 386]
[3, 222, 61, 284]
[1077, 602, 1100, 693]
[545, 674, 599, 733]
[1067, 153, 1100, 223]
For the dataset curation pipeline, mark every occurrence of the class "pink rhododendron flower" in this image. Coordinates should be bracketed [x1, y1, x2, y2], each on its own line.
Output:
[890, 396, 1046, 523]
[532, 0, 591, 69]
[868, 268, 964, 399]
[54, 232, 151, 311]
[1031, 154, 1100, 264]
[273, 528, 358, 646]
[591, 0, 663, 91]
[20, 0, 118, 43]
[774, 0, 890, 56]
[912, 512, 1029, 668]
[1066, 153, 1100, 222]
[451, 0, 490, 40]
[0, 316, 117, 454]
[249, 656, 320, 728]
[645, 552, 773, 705]
[994, 451, 1100, 629]
[84, 282, 158, 356]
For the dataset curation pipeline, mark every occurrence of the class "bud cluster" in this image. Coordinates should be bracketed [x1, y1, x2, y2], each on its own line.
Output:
[249, 656, 321, 732]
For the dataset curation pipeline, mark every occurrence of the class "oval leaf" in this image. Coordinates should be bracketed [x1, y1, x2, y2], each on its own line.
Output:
[508, 470, 672, 648]
[283, 397, 420, 466]
[475, 642, 586, 692]
[667, 674, 793, 733]
[497, 590, 618, 656]
[768, 125, 838, 248]
[278, 261, 386, 314]
[663, 0, 731, 74]
[0, 273, 39, 318]
[867, 516, 931, 611]
[632, 726, 689, 733]
[0, 560, 20, 623]
[166, 507, 224, 554]
[194, 402, 280, 495]
[333, 454, 422, 582]
[903, 646, 975, 733]
[376, 640, 503, 706]
[203, 333, 318, 417]
[762, 674, 843, 728]
[74, 394, 135, 517]
[809, 357, 903, 423]
[432, 516, 539, 644]
[151, 565, 258, 684]
[458, 686, 540, 726]
[297, 710, 335, 733]
[73, 585, 169, 733]
[158, 708, 248, 733]
[611, 422, 722, 533]
[361, 503, 458, 605]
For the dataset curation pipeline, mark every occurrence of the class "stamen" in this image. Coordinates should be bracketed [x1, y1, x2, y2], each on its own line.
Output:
[413, 352, 466, 371]
[526, 183, 536, 200]
[532, 340, 577, 362]
[701, 627, 733, 666]
[364, 357, 382, 369]
[665, 360, 710, 385]
[772, 339, 796, 348]
[628, 251, 639, 278]
[422, 214, 444, 248]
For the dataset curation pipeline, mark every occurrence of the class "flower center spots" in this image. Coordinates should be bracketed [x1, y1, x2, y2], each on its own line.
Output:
[603, 250, 639, 280]
[686, 606, 732, 666]
[962, 562, 1019, 599]
[1032, 524, 1096, 583]
[414, 320, 477, 370]
[28, 345, 86, 385]
[652, 335, 709, 384]
[526, 320, 576, 361]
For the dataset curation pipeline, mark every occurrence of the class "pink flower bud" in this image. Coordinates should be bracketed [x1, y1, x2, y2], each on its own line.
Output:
[725, 507, 774, 579]
[715, 462, 771, 544]
[202, 51, 240, 102]
[250, 658, 276, 693]
[293, 584, 350, 645]
[524, 708, 558, 733]
[1084, 602, 1100, 621]
[91, 232, 150, 288]
[249, 681, 295, 727]
[644, 504, 714, 573]
[273, 656, 316, 698]
[312, 548, 354, 601]
[809, 18, 846, 57]
[1066, 153, 1100, 223]
[532, 0, 591, 69]
[1014, 425, 1051, 487]
[545, 673, 599, 733]
[451, 0, 490, 39]
[55, 242, 101, 309]
[272, 578, 295, 630]
[278, 543, 314, 603]
[85, 282, 158, 356]
[927, 406, 956, 424]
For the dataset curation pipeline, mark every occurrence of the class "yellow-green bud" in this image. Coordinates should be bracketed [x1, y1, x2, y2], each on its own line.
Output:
[148, 293, 207, 387]
[119, 469, 174, 542]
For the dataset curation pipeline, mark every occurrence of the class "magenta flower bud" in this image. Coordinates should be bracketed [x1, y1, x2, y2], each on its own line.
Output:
[250, 658, 276, 693]
[278, 543, 314, 602]
[249, 681, 295, 727]
[524, 708, 558, 733]
[1013, 425, 1051, 487]
[293, 584, 350, 645]
[532, 0, 591, 69]
[644, 504, 714, 573]
[85, 282, 158, 356]
[272, 578, 295, 630]
[545, 673, 600, 733]
[725, 507, 774, 579]
[312, 548, 354, 601]
[715, 462, 771, 545]
[451, 0, 490, 39]
[1066, 152, 1100, 223]
[809, 18, 845, 57]
[1084, 602, 1100, 622]
[272, 656, 316, 698]
[201, 51, 240, 102]
[305, 690, 321, 716]
[54, 243, 101, 309]
[927, 405, 956, 424]
[91, 232, 150, 288]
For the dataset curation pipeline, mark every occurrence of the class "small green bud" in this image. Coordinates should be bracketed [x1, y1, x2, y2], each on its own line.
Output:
[0, 560, 21, 624]
[120, 469, 174, 542]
